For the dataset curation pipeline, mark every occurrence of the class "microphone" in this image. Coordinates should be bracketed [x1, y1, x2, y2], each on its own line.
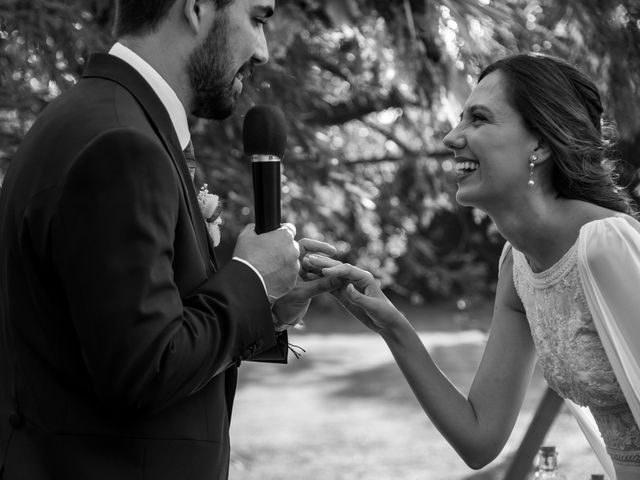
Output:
[242, 105, 287, 234]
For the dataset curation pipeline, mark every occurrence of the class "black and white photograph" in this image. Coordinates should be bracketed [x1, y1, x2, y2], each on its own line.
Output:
[1, 1, 639, 479]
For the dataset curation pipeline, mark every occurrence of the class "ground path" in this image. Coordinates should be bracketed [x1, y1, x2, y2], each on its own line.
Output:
[230, 298, 606, 479]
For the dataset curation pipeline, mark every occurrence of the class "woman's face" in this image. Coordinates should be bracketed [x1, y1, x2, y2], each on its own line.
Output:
[443, 70, 540, 210]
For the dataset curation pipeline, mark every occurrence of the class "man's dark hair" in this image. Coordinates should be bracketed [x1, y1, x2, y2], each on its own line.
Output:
[114, 0, 234, 38]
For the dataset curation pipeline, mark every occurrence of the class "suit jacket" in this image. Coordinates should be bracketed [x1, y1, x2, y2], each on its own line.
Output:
[0, 53, 287, 480]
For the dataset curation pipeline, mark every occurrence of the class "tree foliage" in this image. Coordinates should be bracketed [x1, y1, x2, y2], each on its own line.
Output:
[2, 0, 639, 301]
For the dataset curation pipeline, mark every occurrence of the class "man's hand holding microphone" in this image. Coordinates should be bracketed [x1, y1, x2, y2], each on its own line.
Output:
[234, 105, 342, 330]
[233, 222, 301, 302]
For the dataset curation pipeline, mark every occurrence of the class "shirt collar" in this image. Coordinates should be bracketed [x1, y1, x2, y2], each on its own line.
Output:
[109, 42, 191, 150]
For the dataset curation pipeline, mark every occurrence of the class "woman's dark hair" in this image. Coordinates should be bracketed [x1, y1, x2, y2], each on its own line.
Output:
[479, 53, 635, 215]
[114, 0, 234, 37]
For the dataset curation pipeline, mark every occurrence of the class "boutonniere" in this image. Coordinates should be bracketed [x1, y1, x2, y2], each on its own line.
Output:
[197, 183, 223, 247]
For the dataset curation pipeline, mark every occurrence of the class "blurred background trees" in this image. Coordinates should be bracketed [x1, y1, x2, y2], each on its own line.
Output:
[1, 0, 639, 304]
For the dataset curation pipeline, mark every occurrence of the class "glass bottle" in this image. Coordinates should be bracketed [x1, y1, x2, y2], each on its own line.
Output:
[533, 446, 567, 479]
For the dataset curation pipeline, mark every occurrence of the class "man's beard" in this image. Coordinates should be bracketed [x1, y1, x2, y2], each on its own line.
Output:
[188, 13, 238, 119]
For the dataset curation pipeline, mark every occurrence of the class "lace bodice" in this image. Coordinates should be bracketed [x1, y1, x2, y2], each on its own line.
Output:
[509, 235, 640, 466]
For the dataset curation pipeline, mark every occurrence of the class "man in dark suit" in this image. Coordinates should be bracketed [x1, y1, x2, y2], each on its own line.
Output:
[0, 0, 338, 478]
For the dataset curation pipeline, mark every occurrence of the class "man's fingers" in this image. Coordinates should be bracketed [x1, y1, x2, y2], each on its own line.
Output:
[296, 276, 344, 298]
[240, 223, 257, 235]
[300, 271, 321, 281]
[304, 254, 341, 269]
[279, 223, 296, 239]
[301, 253, 341, 276]
[298, 238, 338, 257]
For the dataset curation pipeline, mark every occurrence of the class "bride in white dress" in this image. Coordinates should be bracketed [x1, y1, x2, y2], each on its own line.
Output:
[311, 53, 640, 480]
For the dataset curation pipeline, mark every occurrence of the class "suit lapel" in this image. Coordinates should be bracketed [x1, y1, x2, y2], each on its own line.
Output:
[82, 53, 218, 269]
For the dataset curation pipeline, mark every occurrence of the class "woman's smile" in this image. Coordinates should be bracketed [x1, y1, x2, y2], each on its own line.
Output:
[455, 158, 479, 180]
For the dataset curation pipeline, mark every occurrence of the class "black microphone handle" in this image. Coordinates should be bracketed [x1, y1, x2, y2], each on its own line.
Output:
[251, 157, 281, 234]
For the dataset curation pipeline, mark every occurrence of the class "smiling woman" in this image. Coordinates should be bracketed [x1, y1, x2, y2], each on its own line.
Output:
[317, 53, 640, 480]
[444, 69, 548, 212]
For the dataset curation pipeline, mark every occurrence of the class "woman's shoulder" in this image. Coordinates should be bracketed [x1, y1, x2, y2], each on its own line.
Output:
[577, 209, 640, 266]
[579, 211, 640, 237]
[567, 200, 637, 235]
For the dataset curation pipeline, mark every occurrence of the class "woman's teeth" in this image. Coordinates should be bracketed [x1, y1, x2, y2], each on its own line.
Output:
[456, 161, 478, 175]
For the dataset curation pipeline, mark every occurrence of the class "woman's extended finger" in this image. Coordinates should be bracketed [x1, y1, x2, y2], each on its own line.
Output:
[321, 263, 373, 283]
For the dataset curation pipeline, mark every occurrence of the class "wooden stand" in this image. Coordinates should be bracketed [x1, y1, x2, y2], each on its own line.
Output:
[503, 387, 564, 479]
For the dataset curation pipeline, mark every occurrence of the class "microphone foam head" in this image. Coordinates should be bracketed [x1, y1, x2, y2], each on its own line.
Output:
[243, 105, 287, 157]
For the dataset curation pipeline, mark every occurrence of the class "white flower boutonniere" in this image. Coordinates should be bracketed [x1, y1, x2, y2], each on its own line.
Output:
[197, 183, 223, 247]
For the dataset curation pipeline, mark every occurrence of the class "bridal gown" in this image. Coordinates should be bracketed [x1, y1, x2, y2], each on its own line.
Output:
[502, 216, 640, 479]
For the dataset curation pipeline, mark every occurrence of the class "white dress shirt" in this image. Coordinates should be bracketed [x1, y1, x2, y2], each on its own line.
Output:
[109, 42, 190, 150]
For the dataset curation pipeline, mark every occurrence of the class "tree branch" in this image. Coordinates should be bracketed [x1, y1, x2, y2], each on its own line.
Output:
[302, 87, 410, 126]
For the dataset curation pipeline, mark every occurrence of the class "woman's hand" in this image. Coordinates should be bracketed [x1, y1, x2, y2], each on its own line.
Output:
[305, 255, 405, 334]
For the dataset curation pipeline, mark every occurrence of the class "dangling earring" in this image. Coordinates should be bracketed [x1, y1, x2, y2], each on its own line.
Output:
[528, 154, 538, 187]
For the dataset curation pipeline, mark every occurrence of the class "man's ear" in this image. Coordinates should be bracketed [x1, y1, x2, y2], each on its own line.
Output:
[183, 0, 201, 34]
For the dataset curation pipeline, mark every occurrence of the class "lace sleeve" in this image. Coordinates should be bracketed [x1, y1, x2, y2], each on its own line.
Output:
[577, 216, 640, 430]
